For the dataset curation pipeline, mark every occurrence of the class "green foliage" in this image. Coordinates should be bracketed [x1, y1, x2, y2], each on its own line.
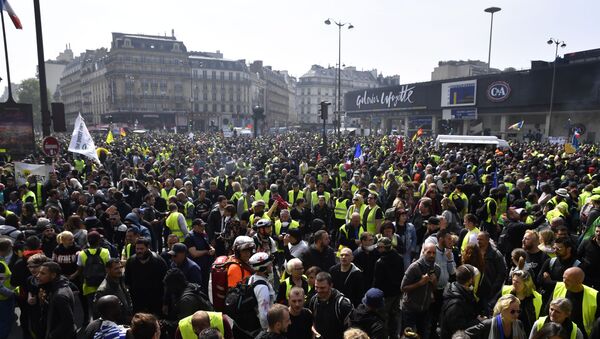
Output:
[15, 78, 50, 129]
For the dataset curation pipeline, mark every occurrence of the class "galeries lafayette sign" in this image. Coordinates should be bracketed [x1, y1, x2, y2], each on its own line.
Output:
[355, 85, 416, 109]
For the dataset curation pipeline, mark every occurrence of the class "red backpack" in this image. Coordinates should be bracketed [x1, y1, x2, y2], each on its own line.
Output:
[209, 255, 251, 311]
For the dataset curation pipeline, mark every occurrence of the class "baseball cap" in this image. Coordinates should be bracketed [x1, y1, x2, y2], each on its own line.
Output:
[168, 243, 187, 256]
[362, 288, 385, 309]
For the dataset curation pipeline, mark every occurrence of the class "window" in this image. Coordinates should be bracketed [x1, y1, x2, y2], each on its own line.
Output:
[203, 70, 207, 79]
[229, 72, 233, 81]
[203, 103, 208, 112]
[212, 104, 217, 112]
[236, 73, 240, 81]
[212, 92, 216, 100]
[221, 104, 226, 112]
[220, 71, 224, 80]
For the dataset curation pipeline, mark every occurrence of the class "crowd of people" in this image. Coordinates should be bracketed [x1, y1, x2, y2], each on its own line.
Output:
[0, 130, 599, 339]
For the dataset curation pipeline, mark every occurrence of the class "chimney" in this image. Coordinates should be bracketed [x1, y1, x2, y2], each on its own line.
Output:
[172, 29, 175, 38]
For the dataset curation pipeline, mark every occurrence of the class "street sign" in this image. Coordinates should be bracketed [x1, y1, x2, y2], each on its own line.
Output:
[42, 136, 60, 157]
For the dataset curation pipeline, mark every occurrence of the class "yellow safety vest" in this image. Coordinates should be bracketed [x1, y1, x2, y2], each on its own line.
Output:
[334, 198, 349, 220]
[546, 208, 565, 224]
[497, 196, 508, 220]
[579, 192, 592, 209]
[536, 316, 577, 339]
[254, 190, 271, 207]
[483, 197, 496, 223]
[461, 227, 480, 253]
[178, 312, 225, 339]
[80, 247, 110, 296]
[365, 205, 381, 234]
[553, 282, 598, 336]
[311, 191, 331, 208]
[501, 285, 542, 318]
[337, 224, 365, 256]
[166, 212, 184, 238]
[161, 188, 177, 200]
[449, 191, 468, 216]
[287, 190, 304, 206]
[274, 219, 299, 235]
[0, 260, 15, 301]
[21, 191, 37, 208]
[249, 214, 271, 228]
[283, 276, 309, 301]
[231, 191, 243, 204]
[184, 201, 195, 228]
[121, 243, 133, 260]
[347, 204, 367, 223]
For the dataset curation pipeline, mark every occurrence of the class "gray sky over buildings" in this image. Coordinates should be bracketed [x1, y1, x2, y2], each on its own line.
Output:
[2, 0, 598, 86]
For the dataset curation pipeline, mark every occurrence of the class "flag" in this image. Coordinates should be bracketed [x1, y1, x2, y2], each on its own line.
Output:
[105, 130, 114, 144]
[508, 121, 524, 131]
[1, 0, 22, 29]
[395, 137, 404, 154]
[354, 143, 364, 163]
[119, 127, 127, 137]
[572, 130, 581, 150]
[412, 128, 423, 142]
[68, 114, 99, 163]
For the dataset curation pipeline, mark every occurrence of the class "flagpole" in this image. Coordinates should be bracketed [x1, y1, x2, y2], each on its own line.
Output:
[0, 10, 13, 101]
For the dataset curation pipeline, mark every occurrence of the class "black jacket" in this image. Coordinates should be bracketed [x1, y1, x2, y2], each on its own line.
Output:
[465, 318, 525, 339]
[254, 331, 287, 339]
[41, 276, 76, 339]
[308, 288, 354, 339]
[352, 246, 379, 290]
[578, 237, 600, 289]
[329, 263, 365, 307]
[349, 303, 385, 339]
[373, 249, 404, 297]
[302, 244, 336, 273]
[481, 245, 507, 300]
[440, 282, 480, 338]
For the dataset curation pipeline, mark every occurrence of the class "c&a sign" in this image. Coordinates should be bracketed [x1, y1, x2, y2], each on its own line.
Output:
[487, 81, 511, 102]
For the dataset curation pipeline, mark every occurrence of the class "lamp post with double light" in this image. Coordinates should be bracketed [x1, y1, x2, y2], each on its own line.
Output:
[547, 38, 566, 137]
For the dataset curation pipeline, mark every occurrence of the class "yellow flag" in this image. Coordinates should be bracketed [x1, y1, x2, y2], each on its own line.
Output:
[564, 143, 576, 154]
[106, 130, 114, 144]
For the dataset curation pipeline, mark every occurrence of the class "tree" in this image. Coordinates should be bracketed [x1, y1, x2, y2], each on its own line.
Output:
[15, 78, 50, 130]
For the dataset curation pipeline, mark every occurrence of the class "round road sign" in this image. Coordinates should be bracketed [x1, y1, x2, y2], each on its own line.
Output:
[42, 136, 60, 157]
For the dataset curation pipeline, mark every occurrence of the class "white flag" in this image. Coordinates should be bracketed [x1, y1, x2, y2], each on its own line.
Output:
[14, 162, 52, 186]
[68, 113, 100, 163]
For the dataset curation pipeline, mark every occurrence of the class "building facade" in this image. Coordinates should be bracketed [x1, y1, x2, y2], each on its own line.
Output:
[431, 60, 501, 81]
[249, 61, 291, 128]
[344, 48, 600, 142]
[296, 64, 399, 125]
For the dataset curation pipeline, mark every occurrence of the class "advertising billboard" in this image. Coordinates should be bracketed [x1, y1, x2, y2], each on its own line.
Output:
[441, 80, 477, 107]
[0, 101, 35, 157]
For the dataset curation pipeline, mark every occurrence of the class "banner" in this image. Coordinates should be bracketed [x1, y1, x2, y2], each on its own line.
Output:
[68, 113, 100, 163]
[14, 162, 52, 186]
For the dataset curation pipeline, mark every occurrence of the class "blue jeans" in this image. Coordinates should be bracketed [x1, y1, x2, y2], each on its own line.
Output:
[0, 297, 15, 339]
[402, 309, 431, 339]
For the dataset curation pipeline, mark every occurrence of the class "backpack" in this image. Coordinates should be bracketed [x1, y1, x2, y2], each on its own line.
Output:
[209, 255, 248, 311]
[83, 249, 106, 287]
[224, 277, 267, 318]
[180, 283, 214, 312]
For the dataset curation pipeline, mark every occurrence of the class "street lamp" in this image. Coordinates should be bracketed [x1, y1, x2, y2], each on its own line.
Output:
[325, 18, 353, 137]
[484, 7, 501, 69]
[126, 75, 135, 126]
[547, 38, 566, 138]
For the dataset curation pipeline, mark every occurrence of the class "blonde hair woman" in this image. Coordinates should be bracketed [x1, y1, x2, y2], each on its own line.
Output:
[500, 270, 542, 333]
[465, 294, 527, 339]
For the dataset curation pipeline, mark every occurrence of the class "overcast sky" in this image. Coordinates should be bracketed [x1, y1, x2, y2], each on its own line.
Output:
[2, 0, 598, 87]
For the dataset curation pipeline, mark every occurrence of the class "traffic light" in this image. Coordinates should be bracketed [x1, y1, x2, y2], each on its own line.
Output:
[320, 101, 331, 120]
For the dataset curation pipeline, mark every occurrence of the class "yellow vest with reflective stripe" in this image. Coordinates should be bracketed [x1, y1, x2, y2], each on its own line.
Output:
[334, 198, 349, 220]
[161, 188, 177, 200]
[22, 191, 36, 208]
[536, 316, 577, 339]
[0, 260, 15, 301]
[166, 212, 184, 238]
[184, 201, 195, 228]
[553, 282, 598, 336]
[254, 190, 271, 207]
[501, 285, 542, 318]
[178, 312, 225, 339]
[287, 190, 304, 206]
[483, 197, 496, 223]
[346, 204, 366, 223]
[311, 191, 331, 208]
[461, 227, 480, 253]
[274, 219, 299, 235]
[365, 205, 381, 234]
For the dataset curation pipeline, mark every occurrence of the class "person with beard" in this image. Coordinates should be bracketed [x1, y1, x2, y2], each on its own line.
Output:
[411, 198, 433, 245]
[440, 264, 482, 339]
[307, 272, 354, 339]
[36, 261, 76, 339]
[401, 243, 441, 339]
[184, 218, 214, 293]
[193, 188, 212, 222]
[522, 230, 549, 284]
[301, 230, 336, 273]
[124, 237, 168, 315]
[94, 258, 133, 325]
[537, 237, 581, 301]
[329, 248, 365, 307]
[255, 303, 291, 339]
[24, 254, 51, 339]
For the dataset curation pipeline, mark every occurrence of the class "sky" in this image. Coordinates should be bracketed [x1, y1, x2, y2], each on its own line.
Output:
[2, 0, 599, 87]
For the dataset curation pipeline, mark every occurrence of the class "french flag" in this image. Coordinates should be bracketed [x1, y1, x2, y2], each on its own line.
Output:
[1, 0, 22, 29]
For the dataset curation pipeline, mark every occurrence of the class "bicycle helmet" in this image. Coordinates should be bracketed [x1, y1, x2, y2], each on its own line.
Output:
[233, 235, 255, 252]
[254, 218, 272, 229]
[249, 252, 273, 271]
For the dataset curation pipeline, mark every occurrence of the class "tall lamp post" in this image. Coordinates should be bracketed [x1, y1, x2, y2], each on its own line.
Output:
[547, 38, 566, 138]
[325, 18, 353, 137]
[126, 75, 135, 126]
[484, 7, 501, 69]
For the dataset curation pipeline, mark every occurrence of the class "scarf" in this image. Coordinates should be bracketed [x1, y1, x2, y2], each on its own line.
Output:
[489, 315, 525, 339]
